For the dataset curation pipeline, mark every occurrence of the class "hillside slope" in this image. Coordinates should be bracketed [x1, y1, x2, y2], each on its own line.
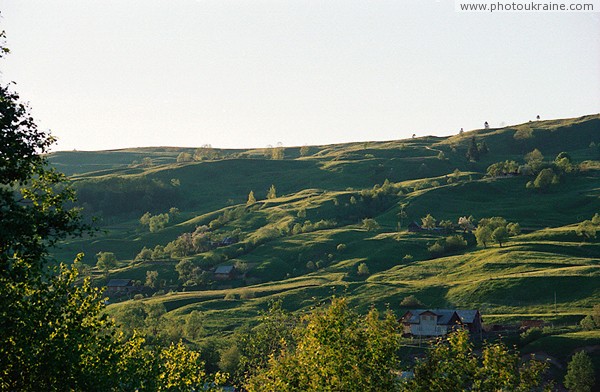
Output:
[50, 115, 599, 339]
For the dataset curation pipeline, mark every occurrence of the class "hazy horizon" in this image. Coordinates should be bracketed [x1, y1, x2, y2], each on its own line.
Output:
[1, 0, 599, 151]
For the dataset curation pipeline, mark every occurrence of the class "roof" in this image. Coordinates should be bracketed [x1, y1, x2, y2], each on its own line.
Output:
[455, 310, 480, 324]
[107, 279, 133, 287]
[403, 309, 479, 325]
[214, 265, 234, 275]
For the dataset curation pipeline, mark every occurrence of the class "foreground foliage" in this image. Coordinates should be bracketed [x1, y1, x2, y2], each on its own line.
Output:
[245, 297, 400, 392]
[405, 329, 551, 392]
[0, 34, 222, 390]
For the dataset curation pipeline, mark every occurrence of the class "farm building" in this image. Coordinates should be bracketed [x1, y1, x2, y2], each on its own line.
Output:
[106, 279, 135, 295]
[400, 309, 483, 337]
[407, 221, 422, 232]
[214, 265, 235, 280]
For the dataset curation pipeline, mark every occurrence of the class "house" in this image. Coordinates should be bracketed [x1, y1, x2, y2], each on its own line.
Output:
[407, 221, 422, 232]
[400, 309, 483, 337]
[106, 279, 134, 295]
[214, 265, 235, 280]
[219, 237, 237, 246]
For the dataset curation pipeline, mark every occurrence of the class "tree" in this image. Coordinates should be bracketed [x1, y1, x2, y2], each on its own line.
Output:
[507, 222, 521, 236]
[267, 184, 277, 199]
[194, 144, 219, 160]
[437, 151, 446, 160]
[0, 32, 219, 390]
[148, 213, 170, 232]
[576, 220, 597, 241]
[176, 258, 195, 284]
[458, 216, 473, 233]
[176, 152, 193, 162]
[580, 315, 595, 330]
[564, 351, 595, 392]
[247, 190, 256, 205]
[530, 168, 559, 190]
[400, 295, 424, 308]
[478, 141, 489, 155]
[421, 214, 436, 230]
[357, 262, 370, 276]
[492, 226, 509, 247]
[592, 304, 600, 327]
[525, 148, 544, 172]
[244, 298, 400, 392]
[140, 211, 152, 226]
[96, 251, 118, 274]
[439, 220, 454, 232]
[406, 329, 549, 391]
[233, 300, 297, 383]
[271, 144, 285, 160]
[299, 145, 310, 156]
[466, 137, 480, 161]
[362, 218, 380, 231]
[145, 270, 159, 289]
[475, 225, 493, 248]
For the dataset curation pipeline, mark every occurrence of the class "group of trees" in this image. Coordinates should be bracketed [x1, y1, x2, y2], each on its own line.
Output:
[0, 36, 223, 389]
[246, 184, 277, 204]
[218, 298, 552, 391]
[486, 148, 580, 192]
[474, 217, 520, 248]
[176, 145, 223, 162]
[466, 137, 489, 162]
[139, 207, 180, 232]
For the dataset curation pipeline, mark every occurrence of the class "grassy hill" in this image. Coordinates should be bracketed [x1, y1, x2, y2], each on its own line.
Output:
[50, 114, 600, 376]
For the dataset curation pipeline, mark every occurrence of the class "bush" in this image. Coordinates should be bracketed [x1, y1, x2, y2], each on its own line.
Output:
[444, 235, 467, 251]
[239, 289, 255, 300]
[520, 327, 544, 346]
[362, 218, 380, 231]
[580, 315, 596, 331]
[400, 295, 424, 308]
[428, 242, 445, 258]
[357, 263, 370, 276]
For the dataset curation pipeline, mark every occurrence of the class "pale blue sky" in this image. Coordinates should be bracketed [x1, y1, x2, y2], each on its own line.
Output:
[1, 0, 599, 151]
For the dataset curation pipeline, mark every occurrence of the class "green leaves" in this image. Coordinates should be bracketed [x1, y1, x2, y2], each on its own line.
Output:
[245, 298, 401, 392]
[406, 329, 549, 392]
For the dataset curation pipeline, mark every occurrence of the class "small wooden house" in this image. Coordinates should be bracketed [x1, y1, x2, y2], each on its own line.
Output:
[106, 279, 134, 295]
[214, 265, 235, 280]
[407, 221, 422, 232]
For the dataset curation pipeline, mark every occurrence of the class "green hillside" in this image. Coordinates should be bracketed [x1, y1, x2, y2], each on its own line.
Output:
[51, 115, 600, 376]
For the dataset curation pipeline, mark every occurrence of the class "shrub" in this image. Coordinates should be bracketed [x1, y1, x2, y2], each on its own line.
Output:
[362, 218, 380, 231]
[400, 295, 424, 308]
[357, 263, 370, 276]
[520, 327, 544, 346]
[445, 235, 467, 251]
[428, 242, 445, 258]
[224, 293, 237, 300]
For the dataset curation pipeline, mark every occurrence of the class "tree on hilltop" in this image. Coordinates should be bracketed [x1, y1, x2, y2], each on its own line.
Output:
[247, 190, 256, 205]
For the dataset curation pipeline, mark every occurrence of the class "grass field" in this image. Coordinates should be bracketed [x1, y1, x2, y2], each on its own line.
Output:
[51, 115, 600, 377]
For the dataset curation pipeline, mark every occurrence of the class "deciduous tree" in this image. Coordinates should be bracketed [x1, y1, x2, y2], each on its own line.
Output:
[564, 351, 595, 392]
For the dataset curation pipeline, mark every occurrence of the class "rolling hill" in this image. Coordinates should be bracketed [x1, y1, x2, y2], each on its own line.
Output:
[49, 114, 600, 376]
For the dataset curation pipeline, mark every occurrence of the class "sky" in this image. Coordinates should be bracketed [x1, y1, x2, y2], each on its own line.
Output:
[0, 0, 599, 151]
